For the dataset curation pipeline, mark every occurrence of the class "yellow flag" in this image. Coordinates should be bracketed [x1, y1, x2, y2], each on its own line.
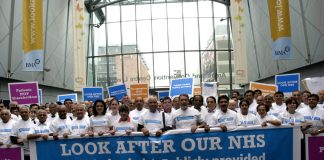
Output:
[22, 0, 43, 71]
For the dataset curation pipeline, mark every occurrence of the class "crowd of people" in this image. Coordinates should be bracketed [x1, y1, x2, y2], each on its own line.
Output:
[0, 89, 324, 159]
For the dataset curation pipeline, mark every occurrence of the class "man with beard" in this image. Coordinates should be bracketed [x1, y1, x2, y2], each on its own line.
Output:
[10, 106, 35, 160]
[129, 97, 148, 125]
[50, 105, 72, 139]
[171, 94, 209, 133]
[211, 95, 237, 132]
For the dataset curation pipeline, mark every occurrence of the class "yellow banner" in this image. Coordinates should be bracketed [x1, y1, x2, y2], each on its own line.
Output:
[268, 0, 291, 41]
[231, 0, 248, 84]
[130, 84, 149, 100]
[72, 0, 86, 91]
[249, 82, 278, 96]
[23, 0, 43, 53]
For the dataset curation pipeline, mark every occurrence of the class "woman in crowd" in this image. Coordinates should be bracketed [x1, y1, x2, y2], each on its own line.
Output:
[278, 97, 304, 125]
[256, 104, 281, 127]
[107, 99, 121, 125]
[109, 105, 136, 135]
[236, 99, 260, 127]
[88, 100, 109, 136]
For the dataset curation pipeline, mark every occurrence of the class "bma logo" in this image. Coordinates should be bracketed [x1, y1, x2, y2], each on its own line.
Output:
[274, 46, 290, 56]
[26, 59, 41, 68]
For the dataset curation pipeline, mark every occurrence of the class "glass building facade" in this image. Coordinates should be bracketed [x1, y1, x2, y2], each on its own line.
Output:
[87, 0, 234, 94]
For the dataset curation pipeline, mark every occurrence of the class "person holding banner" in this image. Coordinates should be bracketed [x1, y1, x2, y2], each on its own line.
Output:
[236, 99, 260, 127]
[129, 97, 148, 125]
[171, 94, 209, 133]
[299, 94, 324, 135]
[210, 95, 237, 132]
[269, 91, 286, 117]
[138, 97, 172, 137]
[256, 104, 281, 127]
[205, 96, 217, 126]
[27, 109, 50, 140]
[0, 109, 15, 147]
[109, 105, 136, 136]
[49, 105, 72, 139]
[278, 98, 304, 125]
[88, 100, 109, 136]
[70, 104, 90, 137]
[10, 106, 35, 160]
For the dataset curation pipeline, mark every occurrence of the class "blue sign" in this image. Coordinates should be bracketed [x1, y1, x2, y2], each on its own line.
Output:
[57, 94, 78, 103]
[38, 89, 42, 105]
[83, 87, 103, 102]
[108, 84, 127, 101]
[157, 91, 169, 100]
[170, 78, 193, 97]
[30, 127, 296, 160]
[275, 73, 300, 93]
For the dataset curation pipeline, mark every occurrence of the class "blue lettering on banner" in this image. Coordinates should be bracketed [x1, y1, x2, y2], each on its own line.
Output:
[0, 129, 12, 132]
[144, 120, 161, 124]
[176, 116, 194, 121]
[115, 127, 133, 131]
[71, 126, 86, 130]
[31, 128, 294, 160]
[58, 126, 68, 132]
[304, 116, 320, 121]
[132, 117, 139, 120]
[92, 120, 106, 125]
[218, 117, 234, 123]
[239, 121, 254, 125]
[269, 113, 279, 117]
[283, 119, 302, 124]
[35, 129, 50, 134]
[18, 128, 30, 132]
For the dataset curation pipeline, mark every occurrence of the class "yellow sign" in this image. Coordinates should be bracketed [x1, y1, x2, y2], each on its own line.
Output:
[23, 0, 43, 52]
[22, 0, 43, 71]
[130, 84, 149, 100]
[268, 0, 293, 60]
[249, 82, 277, 96]
[268, 0, 291, 41]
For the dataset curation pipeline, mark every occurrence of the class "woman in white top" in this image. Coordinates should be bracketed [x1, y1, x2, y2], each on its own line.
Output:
[256, 104, 281, 127]
[107, 99, 120, 125]
[236, 99, 260, 127]
[110, 105, 136, 135]
[278, 97, 304, 125]
[88, 100, 109, 136]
